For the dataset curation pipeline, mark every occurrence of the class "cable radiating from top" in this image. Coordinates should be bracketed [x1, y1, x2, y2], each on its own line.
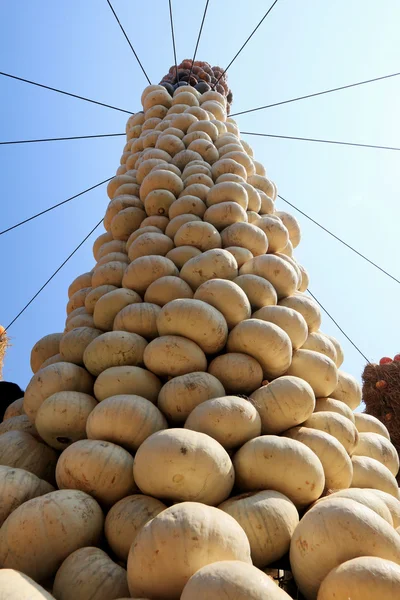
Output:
[0, 72, 134, 114]
[4, 218, 103, 332]
[230, 71, 400, 117]
[168, 0, 179, 81]
[212, 0, 280, 89]
[307, 289, 370, 363]
[0, 133, 125, 145]
[278, 194, 400, 285]
[188, 0, 210, 83]
[240, 131, 400, 152]
[106, 0, 151, 85]
[0, 177, 112, 236]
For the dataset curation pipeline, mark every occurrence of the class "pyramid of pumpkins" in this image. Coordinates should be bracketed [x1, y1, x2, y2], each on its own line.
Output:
[1, 78, 400, 600]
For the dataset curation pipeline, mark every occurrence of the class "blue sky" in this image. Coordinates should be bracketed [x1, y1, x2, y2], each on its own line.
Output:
[1, 0, 399, 391]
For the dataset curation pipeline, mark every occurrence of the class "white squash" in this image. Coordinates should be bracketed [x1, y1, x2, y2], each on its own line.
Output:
[367, 489, 400, 527]
[301, 332, 338, 363]
[185, 396, 261, 449]
[276, 211, 301, 248]
[284, 427, 353, 491]
[286, 350, 338, 398]
[227, 318, 292, 378]
[203, 202, 247, 231]
[181, 561, 292, 600]
[168, 195, 207, 219]
[208, 353, 263, 395]
[314, 397, 355, 423]
[133, 429, 234, 505]
[3, 397, 25, 420]
[0, 465, 53, 527]
[113, 302, 161, 339]
[303, 411, 358, 454]
[24, 362, 93, 423]
[206, 182, 248, 210]
[239, 254, 298, 299]
[331, 370, 362, 410]
[315, 488, 394, 524]
[30, 333, 63, 373]
[166, 245, 202, 268]
[158, 371, 225, 422]
[93, 288, 142, 332]
[91, 261, 126, 288]
[250, 376, 315, 434]
[35, 391, 97, 450]
[252, 305, 308, 350]
[193, 279, 251, 329]
[68, 272, 93, 299]
[143, 335, 207, 376]
[83, 331, 147, 376]
[234, 435, 325, 507]
[354, 412, 390, 439]
[122, 256, 179, 295]
[351, 455, 399, 497]
[0, 489, 104, 582]
[180, 248, 238, 290]
[221, 222, 268, 256]
[59, 327, 103, 365]
[85, 285, 118, 314]
[279, 294, 322, 332]
[352, 432, 399, 475]
[218, 491, 299, 567]
[255, 216, 289, 253]
[105, 494, 167, 561]
[234, 274, 278, 309]
[156, 298, 228, 353]
[317, 556, 400, 600]
[93, 365, 161, 403]
[86, 394, 167, 451]
[0, 570, 56, 599]
[128, 232, 174, 261]
[56, 439, 136, 506]
[53, 547, 130, 600]
[127, 502, 251, 599]
[174, 220, 222, 251]
[289, 498, 400, 600]
[224, 246, 254, 268]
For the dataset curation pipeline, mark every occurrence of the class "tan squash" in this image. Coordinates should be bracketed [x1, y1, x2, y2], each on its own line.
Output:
[181, 561, 292, 600]
[0, 414, 38, 439]
[105, 494, 166, 561]
[301, 331, 338, 363]
[286, 350, 338, 398]
[143, 335, 207, 376]
[35, 391, 97, 450]
[314, 397, 355, 423]
[184, 396, 261, 449]
[351, 455, 399, 497]
[127, 502, 251, 599]
[24, 362, 93, 423]
[53, 547, 130, 600]
[352, 432, 399, 476]
[0, 489, 103, 582]
[113, 302, 160, 339]
[224, 246, 254, 268]
[144, 275, 194, 305]
[239, 254, 298, 299]
[331, 370, 362, 410]
[128, 232, 174, 261]
[122, 256, 179, 295]
[158, 371, 225, 422]
[59, 326, 103, 365]
[93, 365, 161, 403]
[3, 397, 25, 420]
[133, 429, 234, 505]
[83, 331, 147, 376]
[0, 570, 56, 599]
[93, 288, 142, 332]
[180, 248, 238, 290]
[218, 491, 299, 567]
[86, 394, 167, 451]
[56, 439, 136, 506]
[30, 333, 63, 373]
[290, 498, 400, 600]
[234, 274, 278, 309]
[252, 305, 308, 350]
[156, 298, 228, 354]
[250, 376, 315, 434]
[193, 279, 251, 329]
[234, 435, 325, 507]
[354, 412, 390, 439]
[0, 430, 58, 484]
[221, 222, 268, 256]
[303, 411, 358, 454]
[0, 465, 53, 526]
[284, 426, 353, 491]
[85, 285, 118, 314]
[165, 245, 202, 268]
[227, 318, 292, 378]
[279, 294, 322, 332]
[208, 353, 263, 395]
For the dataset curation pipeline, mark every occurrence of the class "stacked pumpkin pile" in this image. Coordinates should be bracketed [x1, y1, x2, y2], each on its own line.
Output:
[0, 77, 400, 600]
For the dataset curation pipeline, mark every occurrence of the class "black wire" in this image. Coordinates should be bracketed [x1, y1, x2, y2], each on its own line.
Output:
[277, 194, 400, 285]
[106, 0, 151, 85]
[0, 177, 113, 236]
[212, 0, 280, 89]
[307, 289, 371, 363]
[4, 218, 103, 332]
[168, 0, 179, 81]
[230, 71, 400, 117]
[0, 133, 125, 146]
[188, 0, 210, 83]
[0, 71, 134, 115]
[240, 131, 400, 152]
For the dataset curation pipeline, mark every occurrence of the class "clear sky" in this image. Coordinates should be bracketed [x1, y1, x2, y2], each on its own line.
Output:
[1, 0, 399, 394]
